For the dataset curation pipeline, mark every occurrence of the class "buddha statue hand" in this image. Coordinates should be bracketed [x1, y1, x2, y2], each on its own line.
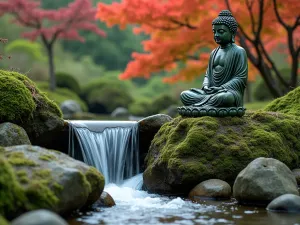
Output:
[203, 86, 227, 94]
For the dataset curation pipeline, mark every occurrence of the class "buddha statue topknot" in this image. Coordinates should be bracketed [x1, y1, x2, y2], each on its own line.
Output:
[178, 10, 248, 117]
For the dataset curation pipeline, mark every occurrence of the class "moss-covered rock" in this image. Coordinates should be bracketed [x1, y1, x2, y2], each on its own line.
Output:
[264, 86, 300, 116]
[0, 70, 64, 148]
[143, 111, 300, 195]
[0, 75, 35, 123]
[0, 123, 31, 147]
[0, 145, 105, 220]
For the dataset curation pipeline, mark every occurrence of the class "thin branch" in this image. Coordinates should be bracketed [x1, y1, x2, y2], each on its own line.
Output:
[273, 0, 288, 29]
[169, 18, 198, 29]
[292, 15, 300, 30]
[258, 40, 289, 87]
[256, 0, 264, 40]
[245, 0, 256, 34]
[225, 0, 254, 43]
[187, 55, 200, 60]
[144, 22, 185, 31]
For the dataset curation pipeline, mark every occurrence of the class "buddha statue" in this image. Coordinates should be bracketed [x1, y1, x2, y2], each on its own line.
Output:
[178, 10, 248, 117]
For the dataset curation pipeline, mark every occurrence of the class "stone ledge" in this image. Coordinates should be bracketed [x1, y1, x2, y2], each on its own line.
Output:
[177, 106, 246, 117]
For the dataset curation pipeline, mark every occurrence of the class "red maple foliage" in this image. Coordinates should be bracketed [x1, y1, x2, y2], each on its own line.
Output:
[0, 0, 106, 90]
[97, 0, 299, 97]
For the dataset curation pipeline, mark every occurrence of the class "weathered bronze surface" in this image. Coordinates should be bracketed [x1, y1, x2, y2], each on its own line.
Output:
[178, 10, 248, 117]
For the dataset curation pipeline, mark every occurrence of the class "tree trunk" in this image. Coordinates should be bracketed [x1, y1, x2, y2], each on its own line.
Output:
[244, 81, 252, 103]
[290, 56, 299, 90]
[46, 44, 56, 91]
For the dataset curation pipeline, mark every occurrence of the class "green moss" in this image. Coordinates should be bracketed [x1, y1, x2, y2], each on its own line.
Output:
[52, 182, 64, 193]
[39, 154, 57, 161]
[85, 167, 105, 192]
[264, 86, 300, 116]
[25, 181, 59, 210]
[0, 216, 9, 225]
[84, 167, 105, 205]
[145, 111, 300, 194]
[16, 170, 29, 184]
[0, 69, 63, 143]
[6, 152, 36, 167]
[0, 157, 26, 219]
[0, 75, 36, 122]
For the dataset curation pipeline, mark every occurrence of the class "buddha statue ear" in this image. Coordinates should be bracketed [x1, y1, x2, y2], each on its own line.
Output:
[231, 34, 235, 43]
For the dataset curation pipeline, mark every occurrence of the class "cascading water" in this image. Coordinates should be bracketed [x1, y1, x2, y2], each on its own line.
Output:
[68, 120, 139, 184]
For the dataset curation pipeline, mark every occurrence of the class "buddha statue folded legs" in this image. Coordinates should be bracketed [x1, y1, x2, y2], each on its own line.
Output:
[178, 10, 248, 117]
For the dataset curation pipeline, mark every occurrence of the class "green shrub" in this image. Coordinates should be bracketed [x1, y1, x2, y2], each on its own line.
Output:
[128, 99, 152, 117]
[151, 94, 177, 114]
[87, 86, 133, 114]
[36, 82, 88, 112]
[82, 78, 133, 114]
[56, 72, 81, 93]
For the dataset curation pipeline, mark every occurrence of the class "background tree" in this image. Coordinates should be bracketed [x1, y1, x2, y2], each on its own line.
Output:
[41, 0, 146, 72]
[96, 0, 299, 97]
[0, 0, 106, 90]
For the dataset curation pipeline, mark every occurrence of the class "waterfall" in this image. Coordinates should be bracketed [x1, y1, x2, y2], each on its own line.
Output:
[68, 121, 139, 185]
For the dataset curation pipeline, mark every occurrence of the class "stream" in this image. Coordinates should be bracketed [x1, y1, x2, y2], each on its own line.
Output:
[68, 174, 300, 225]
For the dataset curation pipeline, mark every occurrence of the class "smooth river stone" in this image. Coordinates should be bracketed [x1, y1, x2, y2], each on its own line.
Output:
[188, 179, 232, 200]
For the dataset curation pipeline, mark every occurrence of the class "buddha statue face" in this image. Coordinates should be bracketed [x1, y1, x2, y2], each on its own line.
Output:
[213, 24, 233, 47]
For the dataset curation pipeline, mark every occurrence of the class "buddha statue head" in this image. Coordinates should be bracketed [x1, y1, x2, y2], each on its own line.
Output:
[212, 10, 238, 46]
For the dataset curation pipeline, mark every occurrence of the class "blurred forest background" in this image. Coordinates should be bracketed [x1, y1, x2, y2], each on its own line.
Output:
[0, 0, 296, 119]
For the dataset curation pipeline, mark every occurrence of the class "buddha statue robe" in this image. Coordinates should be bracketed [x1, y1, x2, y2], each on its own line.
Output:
[180, 44, 248, 108]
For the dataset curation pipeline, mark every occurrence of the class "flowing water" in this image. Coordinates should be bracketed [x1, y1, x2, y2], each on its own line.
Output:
[67, 121, 300, 225]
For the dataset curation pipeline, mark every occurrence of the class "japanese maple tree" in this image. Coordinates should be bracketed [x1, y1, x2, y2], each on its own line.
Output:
[0, 0, 106, 90]
[97, 0, 299, 97]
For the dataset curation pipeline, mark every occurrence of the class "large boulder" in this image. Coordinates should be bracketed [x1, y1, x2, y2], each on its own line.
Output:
[138, 114, 172, 170]
[233, 157, 298, 205]
[0, 70, 64, 150]
[143, 111, 300, 195]
[0, 145, 105, 220]
[0, 123, 31, 146]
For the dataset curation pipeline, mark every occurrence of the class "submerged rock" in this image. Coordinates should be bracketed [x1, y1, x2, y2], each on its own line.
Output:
[0, 123, 31, 147]
[267, 194, 300, 213]
[188, 179, 231, 200]
[233, 158, 298, 205]
[143, 111, 300, 195]
[93, 191, 116, 208]
[0, 145, 104, 220]
[11, 210, 68, 225]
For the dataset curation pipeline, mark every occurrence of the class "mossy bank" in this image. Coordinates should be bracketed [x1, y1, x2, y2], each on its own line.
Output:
[143, 111, 300, 195]
[0, 70, 64, 147]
